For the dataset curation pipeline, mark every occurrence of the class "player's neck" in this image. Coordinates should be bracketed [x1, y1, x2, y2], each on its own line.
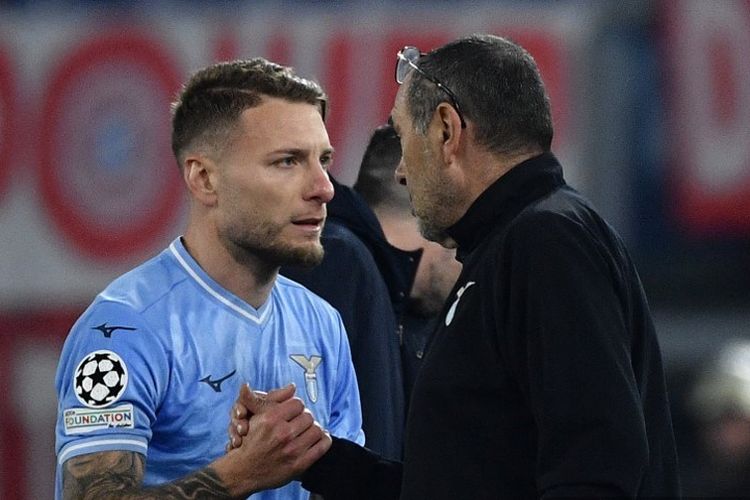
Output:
[182, 227, 277, 309]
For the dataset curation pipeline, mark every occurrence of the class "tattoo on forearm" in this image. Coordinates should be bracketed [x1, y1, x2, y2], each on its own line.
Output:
[63, 451, 233, 499]
[157, 469, 233, 499]
[64, 451, 143, 499]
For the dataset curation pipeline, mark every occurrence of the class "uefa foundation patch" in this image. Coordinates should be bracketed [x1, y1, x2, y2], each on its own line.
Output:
[64, 404, 135, 435]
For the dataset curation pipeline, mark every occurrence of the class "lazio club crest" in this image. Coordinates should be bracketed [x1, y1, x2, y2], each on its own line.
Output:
[290, 354, 323, 403]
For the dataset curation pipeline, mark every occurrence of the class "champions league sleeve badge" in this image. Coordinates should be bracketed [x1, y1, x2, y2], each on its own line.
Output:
[73, 350, 128, 408]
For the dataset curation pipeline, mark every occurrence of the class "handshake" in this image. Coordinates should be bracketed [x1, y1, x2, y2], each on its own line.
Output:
[221, 383, 329, 493]
[223, 383, 401, 499]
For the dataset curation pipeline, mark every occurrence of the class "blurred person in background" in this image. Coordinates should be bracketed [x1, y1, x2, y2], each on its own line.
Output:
[54, 58, 365, 499]
[231, 33, 680, 499]
[352, 123, 461, 405]
[687, 339, 750, 497]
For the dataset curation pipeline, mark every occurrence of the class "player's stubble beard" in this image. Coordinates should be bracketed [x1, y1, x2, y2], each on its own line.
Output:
[222, 219, 325, 270]
[416, 217, 451, 246]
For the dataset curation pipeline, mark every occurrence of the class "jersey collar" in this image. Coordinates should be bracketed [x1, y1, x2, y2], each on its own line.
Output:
[168, 237, 273, 326]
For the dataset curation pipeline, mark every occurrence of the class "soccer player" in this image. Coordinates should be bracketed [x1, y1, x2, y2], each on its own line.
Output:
[54, 58, 364, 499]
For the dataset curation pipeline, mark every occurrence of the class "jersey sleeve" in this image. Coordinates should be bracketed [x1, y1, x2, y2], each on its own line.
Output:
[55, 299, 170, 466]
[501, 212, 649, 498]
[326, 311, 366, 446]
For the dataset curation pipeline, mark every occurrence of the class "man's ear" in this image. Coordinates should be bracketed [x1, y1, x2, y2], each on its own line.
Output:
[183, 155, 218, 207]
[434, 102, 463, 165]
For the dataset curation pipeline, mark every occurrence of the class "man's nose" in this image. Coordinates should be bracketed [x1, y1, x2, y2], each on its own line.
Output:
[308, 165, 334, 203]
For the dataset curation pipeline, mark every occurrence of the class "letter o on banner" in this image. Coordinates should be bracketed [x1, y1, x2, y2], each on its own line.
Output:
[38, 32, 183, 261]
[0, 47, 15, 200]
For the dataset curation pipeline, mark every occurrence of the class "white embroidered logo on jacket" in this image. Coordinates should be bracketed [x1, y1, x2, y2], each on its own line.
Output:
[290, 354, 323, 403]
[445, 281, 476, 326]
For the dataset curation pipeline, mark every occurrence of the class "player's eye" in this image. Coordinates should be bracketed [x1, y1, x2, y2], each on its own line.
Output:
[320, 154, 333, 170]
[275, 156, 299, 168]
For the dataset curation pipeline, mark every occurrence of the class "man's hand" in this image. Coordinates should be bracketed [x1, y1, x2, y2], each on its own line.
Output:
[227, 383, 297, 450]
[215, 383, 331, 496]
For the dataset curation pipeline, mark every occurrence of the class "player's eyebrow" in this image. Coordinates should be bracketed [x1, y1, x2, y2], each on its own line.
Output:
[266, 146, 335, 158]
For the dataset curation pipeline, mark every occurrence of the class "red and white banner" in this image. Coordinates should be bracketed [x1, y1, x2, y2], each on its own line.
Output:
[663, 0, 750, 235]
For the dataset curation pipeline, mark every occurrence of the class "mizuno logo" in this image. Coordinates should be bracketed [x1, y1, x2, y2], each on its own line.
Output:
[445, 281, 476, 326]
[92, 323, 137, 338]
[290, 354, 323, 403]
[200, 370, 237, 393]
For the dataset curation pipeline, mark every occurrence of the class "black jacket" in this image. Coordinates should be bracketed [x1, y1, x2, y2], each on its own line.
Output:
[401, 152, 680, 498]
[303, 154, 680, 499]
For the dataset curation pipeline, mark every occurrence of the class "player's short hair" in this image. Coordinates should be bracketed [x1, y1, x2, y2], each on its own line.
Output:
[171, 58, 327, 167]
[407, 34, 553, 155]
[353, 124, 410, 212]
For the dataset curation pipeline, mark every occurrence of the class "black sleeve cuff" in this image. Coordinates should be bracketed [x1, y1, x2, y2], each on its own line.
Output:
[300, 437, 402, 500]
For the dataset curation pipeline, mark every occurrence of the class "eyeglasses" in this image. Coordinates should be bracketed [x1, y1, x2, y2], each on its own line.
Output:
[395, 46, 466, 129]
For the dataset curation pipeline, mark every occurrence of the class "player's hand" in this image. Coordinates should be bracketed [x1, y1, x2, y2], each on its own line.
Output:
[216, 383, 331, 495]
[227, 383, 296, 451]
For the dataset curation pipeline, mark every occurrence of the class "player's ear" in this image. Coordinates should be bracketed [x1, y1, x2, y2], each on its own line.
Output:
[183, 154, 218, 206]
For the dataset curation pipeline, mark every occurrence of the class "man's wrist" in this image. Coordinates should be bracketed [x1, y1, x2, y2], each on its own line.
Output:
[301, 437, 402, 500]
[212, 452, 257, 498]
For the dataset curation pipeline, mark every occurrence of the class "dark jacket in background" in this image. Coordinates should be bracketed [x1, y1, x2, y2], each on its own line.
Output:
[400, 312, 436, 408]
[282, 177, 419, 460]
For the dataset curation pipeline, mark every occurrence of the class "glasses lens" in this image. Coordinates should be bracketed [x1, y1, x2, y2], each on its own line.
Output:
[396, 46, 420, 84]
[394, 45, 467, 129]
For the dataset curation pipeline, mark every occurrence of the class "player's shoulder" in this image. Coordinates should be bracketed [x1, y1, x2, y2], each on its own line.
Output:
[66, 245, 188, 342]
[274, 274, 339, 316]
[97, 245, 188, 314]
[59, 254, 178, 382]
[508, 186, 595, 239]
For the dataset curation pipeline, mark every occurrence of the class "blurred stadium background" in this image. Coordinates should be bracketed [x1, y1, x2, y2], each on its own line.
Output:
[1, 0, 749, 497]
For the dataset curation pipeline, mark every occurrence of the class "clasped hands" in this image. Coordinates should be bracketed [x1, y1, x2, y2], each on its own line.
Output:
[222, 383, 331, 492]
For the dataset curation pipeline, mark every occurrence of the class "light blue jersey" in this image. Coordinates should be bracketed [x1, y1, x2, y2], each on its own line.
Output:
[55, 237, 364, 499]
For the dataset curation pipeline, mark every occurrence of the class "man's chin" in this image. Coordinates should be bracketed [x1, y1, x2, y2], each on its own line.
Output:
[278, 243, 325, 268]
[417, 219, 451, 245]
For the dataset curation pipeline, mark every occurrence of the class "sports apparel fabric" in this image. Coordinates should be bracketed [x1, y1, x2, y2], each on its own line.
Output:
[55, 237, 363, 499]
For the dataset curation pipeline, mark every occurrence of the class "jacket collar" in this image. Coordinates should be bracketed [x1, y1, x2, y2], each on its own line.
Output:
[446, 152, 565, 261]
